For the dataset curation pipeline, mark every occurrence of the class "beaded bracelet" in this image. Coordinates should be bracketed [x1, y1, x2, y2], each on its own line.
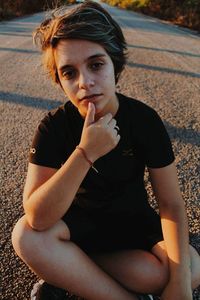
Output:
[76, 146, 99, 173]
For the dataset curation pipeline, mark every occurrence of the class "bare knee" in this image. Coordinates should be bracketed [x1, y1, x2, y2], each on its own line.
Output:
[151, 242, 170, 292]
[12, 215, 71, 264]
[131, 249, 169, 293]
[12, 215, 32, 260]
[190, 245, 200, 289]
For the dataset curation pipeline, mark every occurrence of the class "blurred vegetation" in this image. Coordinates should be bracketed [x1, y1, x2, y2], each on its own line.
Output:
[101, 0, 200, 31]
[0, 0, 69, 20]
[0, 0, 199, 31]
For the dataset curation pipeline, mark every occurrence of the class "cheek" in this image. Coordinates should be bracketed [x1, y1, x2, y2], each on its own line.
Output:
[109, 65, 116, 82]
[61, 81, 76, 97]
[103, 69, 116, 88]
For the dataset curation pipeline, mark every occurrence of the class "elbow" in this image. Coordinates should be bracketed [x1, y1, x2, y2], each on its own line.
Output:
[30, 222, 49, 232]
[160, 199, 181, 210]
[23, 207, 51, 232]
[158, 193, 184, 210]
[159, 199, 186, 219]
[159, 199, 183, 210]
[25, 214, 49, 232]
[23, 198, 50, 232]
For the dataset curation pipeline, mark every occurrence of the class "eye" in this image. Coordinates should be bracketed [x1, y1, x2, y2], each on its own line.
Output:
[62, 68, 76, 80]
[89, 62, 104, 71]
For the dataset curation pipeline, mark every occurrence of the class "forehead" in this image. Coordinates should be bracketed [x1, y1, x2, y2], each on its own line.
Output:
[54, 39, 109, 67]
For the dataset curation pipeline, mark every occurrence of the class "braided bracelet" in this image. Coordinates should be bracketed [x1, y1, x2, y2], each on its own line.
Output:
[76, 146, 99, 173]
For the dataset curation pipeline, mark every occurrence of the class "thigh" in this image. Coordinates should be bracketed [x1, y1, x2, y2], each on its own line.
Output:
[90, 247, 169, 294]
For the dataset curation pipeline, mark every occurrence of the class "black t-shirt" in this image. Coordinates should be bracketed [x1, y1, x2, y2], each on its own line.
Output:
[29, 93, 175, 215]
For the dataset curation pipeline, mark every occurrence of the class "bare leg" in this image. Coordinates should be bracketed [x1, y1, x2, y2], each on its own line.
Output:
[91, 241, 200, 295]
[189, 245, 200, 289]
[91, 241, 169, 295]
[12, 216, 136, 300]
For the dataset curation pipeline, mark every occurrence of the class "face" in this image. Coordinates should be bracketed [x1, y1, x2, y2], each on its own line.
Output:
[54, 39, 118, 119]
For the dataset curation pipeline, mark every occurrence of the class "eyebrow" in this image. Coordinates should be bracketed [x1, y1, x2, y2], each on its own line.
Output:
[58, 53, 107, 72]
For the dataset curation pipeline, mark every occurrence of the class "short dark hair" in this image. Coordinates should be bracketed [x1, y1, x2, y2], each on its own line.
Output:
[33, 0, 127, 84]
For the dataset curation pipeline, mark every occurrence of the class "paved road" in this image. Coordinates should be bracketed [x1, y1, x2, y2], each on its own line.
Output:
[1, 3, 200, 299]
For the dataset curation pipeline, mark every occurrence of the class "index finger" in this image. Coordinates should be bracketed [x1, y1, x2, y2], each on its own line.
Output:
[83, 102, 95, 129]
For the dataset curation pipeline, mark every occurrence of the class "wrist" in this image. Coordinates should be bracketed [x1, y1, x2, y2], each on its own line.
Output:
[78, 143, 99, 162]
[76, 146, 99, 173]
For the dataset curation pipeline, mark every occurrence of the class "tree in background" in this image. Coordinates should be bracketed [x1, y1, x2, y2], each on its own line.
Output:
[0, 0, 68, 20]
[101, 0, 200, 31]
[147, 0, 200, 29]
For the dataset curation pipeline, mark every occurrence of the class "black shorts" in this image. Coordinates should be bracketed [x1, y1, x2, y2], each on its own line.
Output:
[62, 204, 163, 255]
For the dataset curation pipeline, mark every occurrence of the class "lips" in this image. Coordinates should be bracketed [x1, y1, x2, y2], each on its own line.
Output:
[80, 94, 102, 101]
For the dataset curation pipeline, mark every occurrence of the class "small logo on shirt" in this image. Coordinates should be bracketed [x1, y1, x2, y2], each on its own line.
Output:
[122, 148, 134, 156]
[30, 148, 36, 154]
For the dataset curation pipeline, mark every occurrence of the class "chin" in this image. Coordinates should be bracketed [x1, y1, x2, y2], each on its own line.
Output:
[77, 107, 86, 118]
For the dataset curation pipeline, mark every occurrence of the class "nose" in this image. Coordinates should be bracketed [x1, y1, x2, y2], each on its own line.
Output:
[78, 70, 95, 90]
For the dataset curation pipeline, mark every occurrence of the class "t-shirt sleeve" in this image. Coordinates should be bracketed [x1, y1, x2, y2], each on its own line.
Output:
[29, 114, 62, 169]
[138, 108, 175, 168]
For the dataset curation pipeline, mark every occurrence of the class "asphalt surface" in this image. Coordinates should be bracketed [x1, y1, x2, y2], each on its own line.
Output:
[0, 3, 200, 300]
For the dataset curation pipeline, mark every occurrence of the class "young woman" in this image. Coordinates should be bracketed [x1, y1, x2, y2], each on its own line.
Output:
[12, 1, 200, 300]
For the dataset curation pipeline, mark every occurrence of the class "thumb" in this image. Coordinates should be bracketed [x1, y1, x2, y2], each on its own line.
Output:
[84, 102, 95, 128]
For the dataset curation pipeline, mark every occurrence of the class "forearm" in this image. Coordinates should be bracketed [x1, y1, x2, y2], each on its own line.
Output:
[24, 149, 91, 230]
[160, 201, 191, 286]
